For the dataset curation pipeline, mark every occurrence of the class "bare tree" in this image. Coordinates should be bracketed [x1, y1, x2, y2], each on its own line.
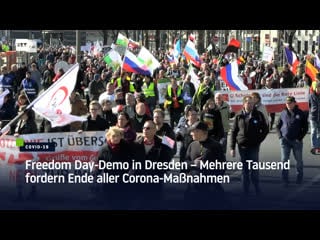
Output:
[101, 30, 109, 45]
[134, 30, 138, 42]
[111, 30, 120, 43]
[197, 30, 205, 55]
[287, 30, 296, 50]
[145, 30, 149, 49]
[124, 30, 129, 38]
[186, 30, 193, 39]
[155, 30, 160, 50]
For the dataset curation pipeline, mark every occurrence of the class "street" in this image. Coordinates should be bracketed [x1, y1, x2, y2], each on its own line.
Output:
[1, 125, 319, 210]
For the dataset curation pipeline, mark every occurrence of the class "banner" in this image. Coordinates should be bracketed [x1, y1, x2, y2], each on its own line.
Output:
[15, 39, 37, 53]
[0, 131, 105, 186]
[157, 78, 171, 104]
[216, 88, 309, 113]
[262, 46, 274, 63]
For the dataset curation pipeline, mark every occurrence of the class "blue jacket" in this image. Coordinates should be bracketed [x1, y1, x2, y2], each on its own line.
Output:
[309, 92, 320, 122]
[276, 106, 308, 141]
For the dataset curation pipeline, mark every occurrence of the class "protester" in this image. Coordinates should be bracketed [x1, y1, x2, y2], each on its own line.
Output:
[230, 96, 269, 196]
[276, 96, 308, 186]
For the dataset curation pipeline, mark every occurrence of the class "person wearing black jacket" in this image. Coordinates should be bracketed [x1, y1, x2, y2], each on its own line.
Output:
[200, 98, 224, 143]
[230, 96, 269, 196]
[12, 106, 38, 201]
[153, 108, 177, 158]
[131, 102, 152, 133]
[101, 99, 117, 129]
[98, 126, 135, 209]
[80, 101, 107, 132]
[276, 96, 308, 186]
[175, 106, 199, 163]
[13, 107, 38, 136]
[134, 120, 172, 210]
[184, 121, 226, 209]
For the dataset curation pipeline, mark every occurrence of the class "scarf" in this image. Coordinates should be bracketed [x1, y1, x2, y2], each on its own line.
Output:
[107, 140, 121, 152]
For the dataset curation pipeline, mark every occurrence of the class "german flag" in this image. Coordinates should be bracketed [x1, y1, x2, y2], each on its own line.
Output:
[237, 56, 246, 65]
[305, 60, 319, 93]
[305, 60, 318, 81]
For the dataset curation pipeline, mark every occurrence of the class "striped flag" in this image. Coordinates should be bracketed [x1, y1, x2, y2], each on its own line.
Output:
[162, 135, 175, 149]
[173, 39, 181, 63]
[305, 60, 318, 81]
[284, 47, 300, 74]
[220, 61, 248, 91]
[122, 50, 152, 76]
[223, 38, 241, 56]
[183, 40, 201, 68]
[0, 89, 10, 109]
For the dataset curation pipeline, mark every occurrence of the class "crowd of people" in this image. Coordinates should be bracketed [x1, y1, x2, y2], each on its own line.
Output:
[0, 44, 318, 209]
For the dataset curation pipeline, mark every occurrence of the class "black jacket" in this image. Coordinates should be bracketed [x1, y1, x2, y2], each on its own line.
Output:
[14, 119, 38, 135]
[135, 135, 172, 176]
[98, 139, 134, 177]
[185, 137, 226, 176]
[101, 110, 117, 129]
[132, 114, 152, 133]
[230, 108, 269, 149]
[200, 108, 224, 141]
[82, 115, 107, 131]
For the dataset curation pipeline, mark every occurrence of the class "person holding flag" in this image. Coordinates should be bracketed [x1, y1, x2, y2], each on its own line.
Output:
[12, 105, 38, 201]
[0, 63, 87, 138]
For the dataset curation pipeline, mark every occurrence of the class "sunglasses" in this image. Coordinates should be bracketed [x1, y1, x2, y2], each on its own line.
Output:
[143, 126, 152, 130]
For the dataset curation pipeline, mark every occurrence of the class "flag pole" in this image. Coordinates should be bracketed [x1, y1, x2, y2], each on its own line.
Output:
[25, 63, 79, 111]
[283, 46, 288, 67]
[0, 63, 79, 136]
[0, 109, 29, 138]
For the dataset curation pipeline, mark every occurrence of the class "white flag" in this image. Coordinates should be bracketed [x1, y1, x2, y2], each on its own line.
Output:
[0, 89, 10, 109]
[187, 64, 200, 92]
[32, 63, 87, 127]
[137, 46, 160, 76]
[104, 49, 122, 71]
